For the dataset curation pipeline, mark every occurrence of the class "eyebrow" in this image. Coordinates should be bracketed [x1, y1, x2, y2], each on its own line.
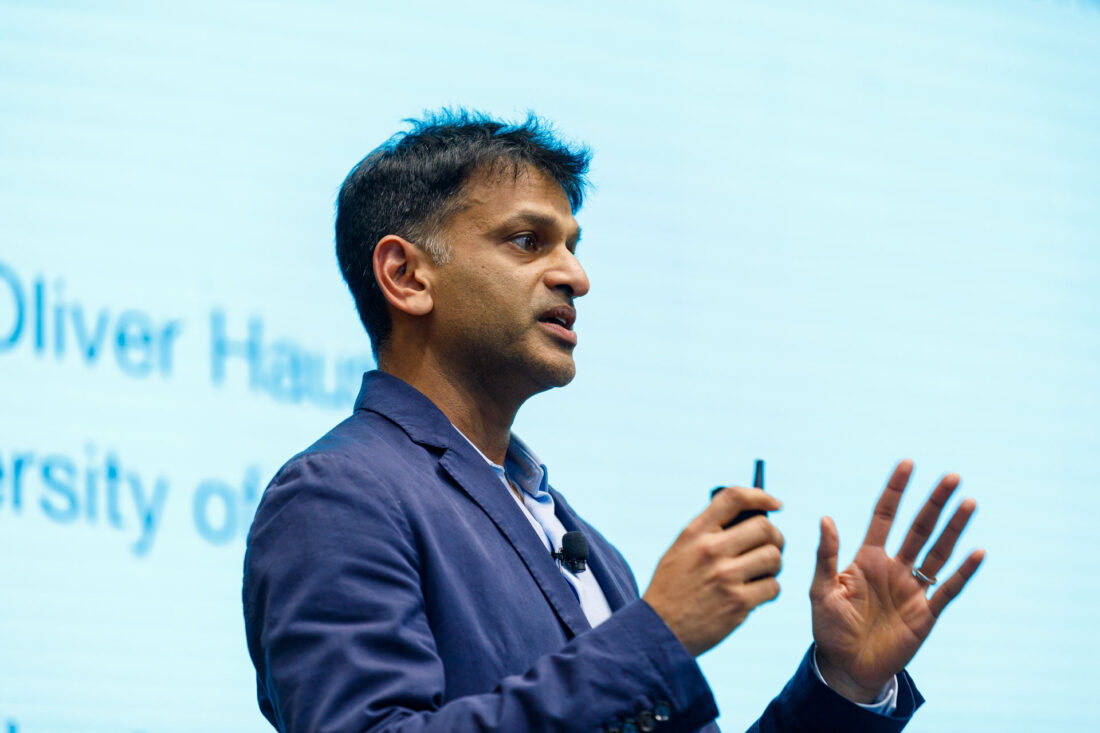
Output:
[496, 210, 582, 251]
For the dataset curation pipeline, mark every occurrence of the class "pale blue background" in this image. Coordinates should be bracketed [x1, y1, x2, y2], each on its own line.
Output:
[1, 1, 1098, 731]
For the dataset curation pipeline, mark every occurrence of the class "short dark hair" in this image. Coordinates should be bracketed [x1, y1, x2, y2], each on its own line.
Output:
[335, 109, 591, 357]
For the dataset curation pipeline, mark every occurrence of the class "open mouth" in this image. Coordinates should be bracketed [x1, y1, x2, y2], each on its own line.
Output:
[537, 305, 578, 345]
[537, 305, 576, 331]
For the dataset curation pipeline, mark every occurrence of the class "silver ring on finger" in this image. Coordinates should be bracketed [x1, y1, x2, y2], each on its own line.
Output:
[912, 568, 937, 586]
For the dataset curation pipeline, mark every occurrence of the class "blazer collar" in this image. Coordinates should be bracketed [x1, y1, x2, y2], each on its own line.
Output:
[353, 370, 592, 638]
[353, 370, 454, 450]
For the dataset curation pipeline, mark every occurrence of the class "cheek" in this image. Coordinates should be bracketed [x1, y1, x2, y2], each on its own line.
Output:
[464, 274, 522, 313]
[438, 280, 506, 332]
[434, 262, 534, 330]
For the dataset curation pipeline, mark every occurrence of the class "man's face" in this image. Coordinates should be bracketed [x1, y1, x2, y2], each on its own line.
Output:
[426, 163, 589, 398]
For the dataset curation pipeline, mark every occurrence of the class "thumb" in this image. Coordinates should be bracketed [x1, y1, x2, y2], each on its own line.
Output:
[812, 516, 839, 594]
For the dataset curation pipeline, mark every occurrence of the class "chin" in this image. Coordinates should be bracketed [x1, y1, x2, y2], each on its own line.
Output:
[529, 356, 577, 392]
[547, 362, 577, 387]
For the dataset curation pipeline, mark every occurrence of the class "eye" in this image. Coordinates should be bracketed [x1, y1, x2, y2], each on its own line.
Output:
[510, 233, 539, 252]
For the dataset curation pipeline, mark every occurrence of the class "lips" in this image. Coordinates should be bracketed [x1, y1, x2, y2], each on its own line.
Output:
[537, 305, 576, 331]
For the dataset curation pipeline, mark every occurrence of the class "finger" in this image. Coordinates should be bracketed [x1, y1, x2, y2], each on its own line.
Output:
[716, 514, 785, 557]
[917, 498, 977, 578]
[742, 574, 782, 608]
[730, 541, 783, 582]
[862, 459, 914, 548]
[811, 516, 839, 596]
[928, 548, 985, 617]
[896, 473, 960, 565]
[698, 486, 782, 531]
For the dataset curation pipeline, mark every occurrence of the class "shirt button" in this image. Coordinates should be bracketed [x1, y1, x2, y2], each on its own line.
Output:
[654, 700, 672, 722]
[637, 710, 657, 731]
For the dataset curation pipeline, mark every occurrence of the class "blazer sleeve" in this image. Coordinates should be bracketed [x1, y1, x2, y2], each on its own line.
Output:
[743, 646, 924, 733]
[243, 454, 720, 733]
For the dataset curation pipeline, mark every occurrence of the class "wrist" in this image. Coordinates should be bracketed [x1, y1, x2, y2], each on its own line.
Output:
[815, 652, 889, 705]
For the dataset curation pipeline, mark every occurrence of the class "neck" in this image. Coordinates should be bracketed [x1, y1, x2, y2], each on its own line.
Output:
[379, 345, 523, 465]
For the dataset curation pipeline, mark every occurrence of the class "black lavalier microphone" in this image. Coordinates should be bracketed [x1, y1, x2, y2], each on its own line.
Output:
[553, 530, 589, 574]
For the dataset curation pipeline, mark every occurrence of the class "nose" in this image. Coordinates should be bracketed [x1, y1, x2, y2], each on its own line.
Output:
[545, 246, 590, 298]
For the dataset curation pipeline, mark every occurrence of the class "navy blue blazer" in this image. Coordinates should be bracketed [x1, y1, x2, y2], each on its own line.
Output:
[243, 371, 922, 732]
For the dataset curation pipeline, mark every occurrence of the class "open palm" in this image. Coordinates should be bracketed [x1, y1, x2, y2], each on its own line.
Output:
[809, 460, 986, 702]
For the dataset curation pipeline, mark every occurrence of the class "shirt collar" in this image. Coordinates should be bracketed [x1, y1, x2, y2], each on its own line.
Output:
[452, 427, 549, 500]
[503, 434, 550, 499]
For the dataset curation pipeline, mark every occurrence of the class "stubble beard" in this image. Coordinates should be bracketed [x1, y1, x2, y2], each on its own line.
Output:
[451, 327, 577, 406]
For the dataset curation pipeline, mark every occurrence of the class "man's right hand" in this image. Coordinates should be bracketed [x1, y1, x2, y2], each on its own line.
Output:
[643, 487, 785, 657]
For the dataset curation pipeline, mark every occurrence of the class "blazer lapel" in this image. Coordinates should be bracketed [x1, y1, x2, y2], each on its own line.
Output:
[553, 493, 636, 612]
[356, 370, 593, 638]
[439, 444, 591, 639]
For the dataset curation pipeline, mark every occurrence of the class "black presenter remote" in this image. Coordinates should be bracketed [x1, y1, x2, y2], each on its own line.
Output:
[711, 459, 766, 528]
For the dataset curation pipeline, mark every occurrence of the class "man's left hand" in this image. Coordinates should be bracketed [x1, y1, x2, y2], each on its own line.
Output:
[809, 459, 986, 704]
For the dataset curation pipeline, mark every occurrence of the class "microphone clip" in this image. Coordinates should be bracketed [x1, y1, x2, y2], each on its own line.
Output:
[553, 530, 589, 574]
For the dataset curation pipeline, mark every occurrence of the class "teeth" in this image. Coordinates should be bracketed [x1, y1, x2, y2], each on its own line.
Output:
[541, 314, 572, 329]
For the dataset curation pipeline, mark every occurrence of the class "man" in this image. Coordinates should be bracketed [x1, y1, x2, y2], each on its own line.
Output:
[242, 111, 984, 732]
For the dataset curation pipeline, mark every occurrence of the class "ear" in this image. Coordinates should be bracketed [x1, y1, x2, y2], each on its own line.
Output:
[373, 235, 435, 317]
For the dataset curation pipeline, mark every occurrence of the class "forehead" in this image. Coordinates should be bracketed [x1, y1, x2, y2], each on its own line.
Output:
[450, 163, 578, 234]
